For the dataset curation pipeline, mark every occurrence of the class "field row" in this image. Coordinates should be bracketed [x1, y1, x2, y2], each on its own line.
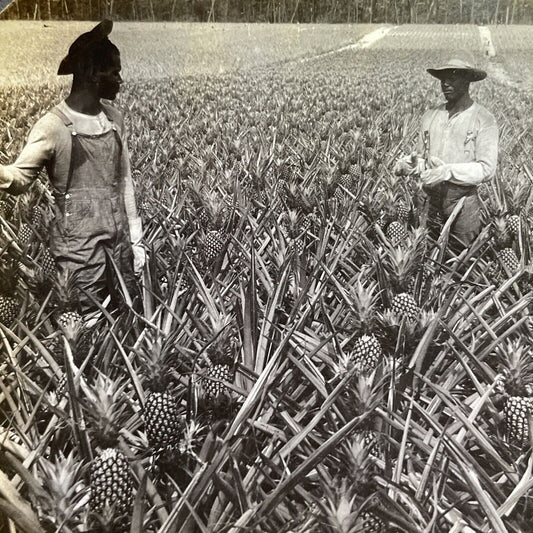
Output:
[1, 23, 533, 89]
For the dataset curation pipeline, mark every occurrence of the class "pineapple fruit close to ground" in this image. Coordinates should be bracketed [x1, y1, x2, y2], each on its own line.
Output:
[85, 374, 134, 532]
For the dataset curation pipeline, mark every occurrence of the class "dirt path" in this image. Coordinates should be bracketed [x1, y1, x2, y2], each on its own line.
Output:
[299, 25, 395, 63]
[477, 25, 531, 91]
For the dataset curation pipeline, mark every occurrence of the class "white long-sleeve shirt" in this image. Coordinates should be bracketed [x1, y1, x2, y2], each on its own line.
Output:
[0, 100, 138, 227]
[417, 101, 499, 186]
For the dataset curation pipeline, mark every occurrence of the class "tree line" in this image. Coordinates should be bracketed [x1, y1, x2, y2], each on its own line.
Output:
[2, 0, 532, 24]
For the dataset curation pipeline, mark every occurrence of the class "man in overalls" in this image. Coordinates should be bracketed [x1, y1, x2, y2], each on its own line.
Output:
[396, 59, 499, 248]
[0, 20, 145, 309]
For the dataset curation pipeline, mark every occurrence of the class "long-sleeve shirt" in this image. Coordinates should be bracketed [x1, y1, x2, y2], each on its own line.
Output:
[416, 101, 499, 186]
[0, 100, 138, 228]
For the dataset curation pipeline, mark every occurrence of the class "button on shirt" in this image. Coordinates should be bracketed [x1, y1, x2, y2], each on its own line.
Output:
[418, 101, 499, 186]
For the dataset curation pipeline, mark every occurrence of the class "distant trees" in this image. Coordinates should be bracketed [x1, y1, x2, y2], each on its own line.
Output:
[2, 0, 533, 24]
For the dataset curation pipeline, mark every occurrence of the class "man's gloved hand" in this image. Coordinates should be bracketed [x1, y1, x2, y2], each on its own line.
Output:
[393, 151, 425, 177]
[129, 217, 146, 276]
[420, 156, 451, 187]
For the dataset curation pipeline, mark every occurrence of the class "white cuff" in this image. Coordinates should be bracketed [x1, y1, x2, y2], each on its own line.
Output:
[129, 217, 143, 244]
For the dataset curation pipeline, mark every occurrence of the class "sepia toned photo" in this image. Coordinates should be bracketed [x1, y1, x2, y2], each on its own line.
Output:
[1, 1, 532, 532]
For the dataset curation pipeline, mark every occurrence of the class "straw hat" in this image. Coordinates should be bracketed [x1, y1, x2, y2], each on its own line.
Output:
[427, 58, 487, 82]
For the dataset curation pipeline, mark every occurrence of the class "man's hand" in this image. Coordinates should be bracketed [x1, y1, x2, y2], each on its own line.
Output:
[420, 157, 451, 187]
[393, 152, 425, 177]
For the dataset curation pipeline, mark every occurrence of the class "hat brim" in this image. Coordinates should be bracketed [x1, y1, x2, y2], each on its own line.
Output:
[57, 19, 114, 76]
[427, 67, 487, 82]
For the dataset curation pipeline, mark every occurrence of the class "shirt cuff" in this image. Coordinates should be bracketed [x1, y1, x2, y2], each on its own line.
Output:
[0, 166, 13, 190]
[129, 217, 143, 244]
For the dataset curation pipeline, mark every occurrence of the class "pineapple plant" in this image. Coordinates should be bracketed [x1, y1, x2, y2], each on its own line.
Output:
[490, 216, 520, 280]
[85, 374, 134, 530]
[37, 243, 57, 278]
[195, 190, 231, 267]
[379, 232, 426, 322]
[52, 269, 83, 328]
[504, 178, 530, 237]
[495, 340, 533, 448]
[339, 280, 384, 375]
[35, 452, 86, 532]
[138, 337, 183, 459]
[281, 209, 306, 257]
[52, 269, 90, 364]
[201, 316, 239, 400]
[321, 419, 385, 532]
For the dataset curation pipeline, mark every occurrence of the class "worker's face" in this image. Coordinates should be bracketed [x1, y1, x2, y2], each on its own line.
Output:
[95, 52, 122, 101]
[440, 72, 470, 104]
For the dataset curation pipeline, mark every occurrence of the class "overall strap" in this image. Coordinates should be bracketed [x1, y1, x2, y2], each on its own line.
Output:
[100, 105, 123, 156]
[50, 106, 78, 194]
[465, 103, 480, 159]
[423, 107, 441, 160]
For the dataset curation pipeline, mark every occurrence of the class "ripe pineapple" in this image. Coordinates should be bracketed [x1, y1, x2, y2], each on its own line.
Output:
[196, 192, 231, 266]
[396, 200, 410, 222]
[506, 214, 520, 237]
[356, 511, 386, 533]
[390, 292, 420, 321]
[37, 243, 57, 278]
[145, 391, 182, 450]
[385, 220, 408, 246]
[85, 374, 133, 529]
[349, 334, 383, 374]
[0, 260, 20, 324]
[138, 338, 183, 454]
[0, 197, 14, 220]
[496, 341, 533, 448]
[334, 172, 353, 200]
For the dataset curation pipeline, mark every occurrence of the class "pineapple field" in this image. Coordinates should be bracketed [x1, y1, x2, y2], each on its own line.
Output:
[2, 21, 533, 533]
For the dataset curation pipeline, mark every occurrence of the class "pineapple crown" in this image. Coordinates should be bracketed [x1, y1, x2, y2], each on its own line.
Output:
[491, 216, 513, 249]
[0, 258, 20, 295]
[137, 332, 176, 393]
[378, 231, 426, 293]
[204, 314, 239, 366]
[497, 340, 533, 396]
[352, 371, 380, 416]
[84, 373, 130, 448]
[37, 452, 85, 508]
[52, 269, 81, 314]
[348, 278, 380, 336]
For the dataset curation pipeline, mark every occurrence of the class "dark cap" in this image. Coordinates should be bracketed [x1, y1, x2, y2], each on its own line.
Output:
[427, 58, 487, 82]
[58, 19, 114, 75]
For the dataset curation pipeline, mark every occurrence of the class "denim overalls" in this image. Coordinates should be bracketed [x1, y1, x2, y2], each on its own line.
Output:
[49, 106, 135, 308]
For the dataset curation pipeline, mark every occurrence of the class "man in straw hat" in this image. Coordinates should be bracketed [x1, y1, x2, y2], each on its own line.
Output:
[395, 58, 499, 248]
[0, 20, 145, 309]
